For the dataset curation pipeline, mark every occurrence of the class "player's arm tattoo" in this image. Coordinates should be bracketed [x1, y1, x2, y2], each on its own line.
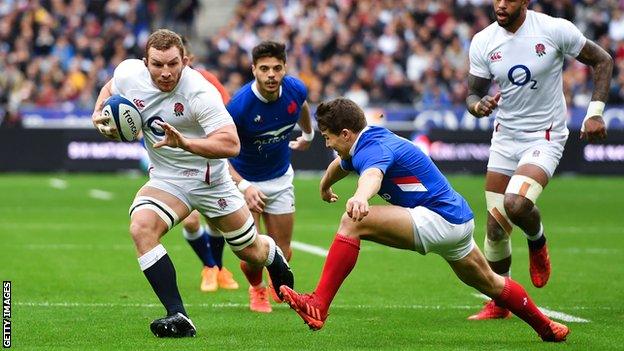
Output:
[575, 40, 614, 102]
[466, 74, 491, 116]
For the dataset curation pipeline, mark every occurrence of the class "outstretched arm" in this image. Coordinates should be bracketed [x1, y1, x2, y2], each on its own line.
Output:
[153, 122, 240, 158]
[319, 157, 350, 203]
[289, 101, 314, 151]
[575, 39, 614, 142]
[466, 74, 499, 118]
[346, 168, 383, 222]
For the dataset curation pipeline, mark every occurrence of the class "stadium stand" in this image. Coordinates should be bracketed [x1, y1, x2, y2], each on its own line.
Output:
[0, 0, 622, 128]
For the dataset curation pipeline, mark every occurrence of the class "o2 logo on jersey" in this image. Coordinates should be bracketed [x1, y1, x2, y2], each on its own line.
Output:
[146, 116, 165, 137]
[507, 65, 538, 90]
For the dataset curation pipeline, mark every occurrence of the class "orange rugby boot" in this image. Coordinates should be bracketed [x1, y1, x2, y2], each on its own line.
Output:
[529, 244, 551, 288]
[217, 267, 239, 290]
[468, 300, 511, 320]
[540, 321, 570, 342]
[200, 266, 218, 292]
[280, 286, 327, 331]
[248, 285, 272, 313]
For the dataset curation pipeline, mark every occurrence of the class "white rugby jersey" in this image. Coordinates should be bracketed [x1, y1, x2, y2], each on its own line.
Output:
[111, 59, 234, 183]
[469, 10, 586, 132]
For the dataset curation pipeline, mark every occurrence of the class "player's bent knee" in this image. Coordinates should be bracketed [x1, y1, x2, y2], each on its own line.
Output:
[486, 220, 508, 242]
[337, 212, 363, 236]
[234, 242, 264, 263]
[505, 175, 543, 204]
[502, 194, 533, 219]
[482, 197, 512, 261]
[128, 221, 161, 253]
[221, 215, 257, 252]
[485, 191, 513, 235]
[182, 212, 201, 232]
[129, 196, 180, 231]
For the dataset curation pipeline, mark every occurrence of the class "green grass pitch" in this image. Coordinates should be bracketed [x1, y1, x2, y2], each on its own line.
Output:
[0, 173, 623, 350]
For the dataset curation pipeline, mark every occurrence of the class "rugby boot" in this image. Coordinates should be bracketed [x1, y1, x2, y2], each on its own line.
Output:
[248, 285, 272, 313]
[467, 300, 511, 320]
[150, 312, 196, 338]
[280, 286, 327, 331]
[217, 267, 239, 290]
[529, 244, 551, 288]
[540, 321, 570, 342]
[200, 266, 218, 292]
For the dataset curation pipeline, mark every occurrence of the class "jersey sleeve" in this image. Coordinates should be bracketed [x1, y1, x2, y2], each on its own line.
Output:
[353, 142, 393, 175]
[468, 34, 491, 79]
[550, 18, 587, 57]
[192, 83, 234, 135]
[110, 59, 142, 95]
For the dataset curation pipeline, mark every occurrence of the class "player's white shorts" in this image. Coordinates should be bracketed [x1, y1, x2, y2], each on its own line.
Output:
[488, 124, 568, 178]
[141, 177, 245, 219]
[249, 165, 295, 215]
[408, 206, 475, 261]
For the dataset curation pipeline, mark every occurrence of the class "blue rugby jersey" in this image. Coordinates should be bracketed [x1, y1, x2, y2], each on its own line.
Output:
[227, 76, 307, 181]
[340, 126, 474, 224]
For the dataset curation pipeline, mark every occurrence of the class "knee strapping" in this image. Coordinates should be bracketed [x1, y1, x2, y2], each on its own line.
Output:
[483, 235, 512, 262]
[485, 191, 513, 235]
[129, 196, 180, 231]
[221, 215, 257, 251]
[505, 175, 543, 204]
[484, 191, 513, 261]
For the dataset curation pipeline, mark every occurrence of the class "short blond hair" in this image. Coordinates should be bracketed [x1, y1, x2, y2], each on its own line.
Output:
[145, 29, 184, 59]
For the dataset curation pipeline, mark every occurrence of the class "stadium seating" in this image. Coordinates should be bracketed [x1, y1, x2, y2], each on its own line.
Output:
[1, 0, 623, 128]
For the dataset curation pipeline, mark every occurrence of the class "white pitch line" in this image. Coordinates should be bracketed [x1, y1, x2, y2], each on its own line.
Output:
[6, 302, 494, 311]
[49, 178, 68, 189]
[471, 293, 590, 323]
[15, 302, 247, 309]
[88, 189, 114, 200]
[15, 301, 605, 314]
[291, 240, 328, 257]
[538, 307, 591, 323]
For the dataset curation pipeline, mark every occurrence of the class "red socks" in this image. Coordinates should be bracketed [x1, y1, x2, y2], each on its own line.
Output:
[495, 277, 551, 335]
[314, 234, 360, 312]
[240, 261, 263, 287]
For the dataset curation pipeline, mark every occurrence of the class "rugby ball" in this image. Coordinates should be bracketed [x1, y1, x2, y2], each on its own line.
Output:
[102, 94, 142, 142]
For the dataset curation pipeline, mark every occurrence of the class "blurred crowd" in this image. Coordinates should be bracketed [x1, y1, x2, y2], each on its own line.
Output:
[2, 0, 624, 128]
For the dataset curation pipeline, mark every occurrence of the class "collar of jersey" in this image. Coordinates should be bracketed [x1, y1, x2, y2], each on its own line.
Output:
[252, 81, 282, 103]
[349, 126, 371, 157]
[499, 10, 531, 37]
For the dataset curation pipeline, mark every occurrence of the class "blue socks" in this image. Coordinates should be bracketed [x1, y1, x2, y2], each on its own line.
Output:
[184, 227, 217, 267]
[207, 232, 225, 269]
